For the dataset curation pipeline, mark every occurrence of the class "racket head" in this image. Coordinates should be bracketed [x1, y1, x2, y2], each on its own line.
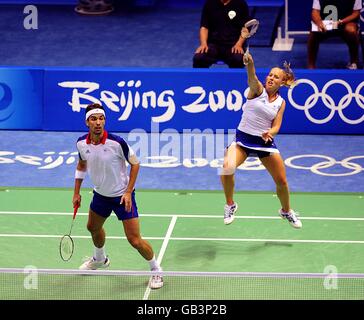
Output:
[242, 18, 259, 38]
[59, 234, 74, 261]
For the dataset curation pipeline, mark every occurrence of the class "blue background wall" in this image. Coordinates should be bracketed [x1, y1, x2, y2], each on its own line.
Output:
[0, 1, 363, 193]
[1, 66, 363, 133]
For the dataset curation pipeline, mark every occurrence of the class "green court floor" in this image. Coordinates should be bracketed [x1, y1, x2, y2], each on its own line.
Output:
[0, 188, 363, 300]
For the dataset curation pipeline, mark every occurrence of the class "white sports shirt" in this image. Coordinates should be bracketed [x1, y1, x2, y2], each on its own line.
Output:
[238, 88, 284, 136]
[312, 0, 362, 10]
[76, 130, 138, 197]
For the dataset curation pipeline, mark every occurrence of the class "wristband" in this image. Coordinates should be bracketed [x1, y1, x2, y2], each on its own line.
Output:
[75, 169, 86, 180]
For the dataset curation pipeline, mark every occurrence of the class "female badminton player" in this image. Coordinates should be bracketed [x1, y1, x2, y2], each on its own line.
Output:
[220, 51, 302, 229]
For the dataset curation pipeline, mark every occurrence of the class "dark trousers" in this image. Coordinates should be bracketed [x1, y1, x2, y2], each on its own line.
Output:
[307, 23, 360, 68]
[193, 43, 245, 68]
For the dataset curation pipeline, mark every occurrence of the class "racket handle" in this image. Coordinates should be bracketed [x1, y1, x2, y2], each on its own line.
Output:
[72, 204, 79, 220]
[243, 46, 250, 66]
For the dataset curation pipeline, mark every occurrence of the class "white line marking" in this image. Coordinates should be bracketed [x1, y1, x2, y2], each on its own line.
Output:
[170, 237, 364, 244]
[143, 215, 178, 300]
[0, 233, 363, 244]
[0, 211, 363, 221]
[157, 216, 178, 266]
[0, 211, 90, 216]
[1, 268, 364, 278]
[0, 234, 161, 240]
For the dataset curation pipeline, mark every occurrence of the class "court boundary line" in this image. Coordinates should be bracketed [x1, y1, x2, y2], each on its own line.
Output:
[1, 233, 364, 244]
[143, 215, 177, 300]
[1, 268, 364, 278]
[1, 211, 363, 221]
[1, 186, 363, 196]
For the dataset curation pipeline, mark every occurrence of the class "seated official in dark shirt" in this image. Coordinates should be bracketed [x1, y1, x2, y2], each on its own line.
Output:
[193, 0, 250, 68]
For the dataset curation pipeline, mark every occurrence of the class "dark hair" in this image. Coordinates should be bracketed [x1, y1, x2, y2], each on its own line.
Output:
[85, 103, 104, 114]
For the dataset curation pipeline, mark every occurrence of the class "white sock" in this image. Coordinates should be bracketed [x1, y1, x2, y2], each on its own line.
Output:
[148, 255, 161, 271]
[94, 246, 106, 261]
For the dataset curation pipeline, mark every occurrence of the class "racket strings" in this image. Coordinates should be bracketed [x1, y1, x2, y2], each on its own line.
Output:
[60, 235, 74, 261]
[242, 19, 259, 65]
[61, 238, 72, 254]
[241, 19, 259, 39]
[59, 206, 79, 262]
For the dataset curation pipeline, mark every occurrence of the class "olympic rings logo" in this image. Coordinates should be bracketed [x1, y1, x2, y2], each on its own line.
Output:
[284, 154, 364, 177]
[237, 154, 364, 177]
[0, 82, 15, 122]
[287, 79, 364, 124]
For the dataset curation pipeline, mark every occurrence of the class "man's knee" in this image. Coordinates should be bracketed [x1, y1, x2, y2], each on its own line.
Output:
[344, 23, 358, 36]
[193, 53, 211, 68]
[127, 235, 142, 249]
[86, 222, 101, 234]
[227, 54, 244, 68]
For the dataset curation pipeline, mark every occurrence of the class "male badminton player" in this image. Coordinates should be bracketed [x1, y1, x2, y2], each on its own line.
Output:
[72, 103, 163, 289]
[220, 51, 302, 229]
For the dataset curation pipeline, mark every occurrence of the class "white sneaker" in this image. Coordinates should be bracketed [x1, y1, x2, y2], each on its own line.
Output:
[279, 209, 302, 229]
[149, 269, 164, 289]
[346, 62, 358, 70]
[79, 256, 110, 270]
[224, 202, 238, 225]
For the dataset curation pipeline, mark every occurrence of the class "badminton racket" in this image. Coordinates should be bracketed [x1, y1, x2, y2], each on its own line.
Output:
[242, 19, 260, 65]
[59, 204, 79, 261]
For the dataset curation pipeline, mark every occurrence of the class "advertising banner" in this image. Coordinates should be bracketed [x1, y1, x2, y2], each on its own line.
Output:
[43, 67, 364, 134]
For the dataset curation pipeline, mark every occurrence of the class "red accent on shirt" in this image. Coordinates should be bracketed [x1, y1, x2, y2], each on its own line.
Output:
[86, 130, 108, 145]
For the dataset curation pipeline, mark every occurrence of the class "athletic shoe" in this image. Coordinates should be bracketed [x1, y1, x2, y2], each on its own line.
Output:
[149, 269, 164, 289]
[79, 256, 110, 270]
[279, 209, 302, 229]
[224, 202, 238, 225]
[346, 62, 358, 70]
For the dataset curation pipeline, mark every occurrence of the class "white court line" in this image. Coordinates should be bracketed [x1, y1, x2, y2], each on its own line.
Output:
[1, 268, 364, 278]
[170, 237, 364, 244]
[1, 233, 363, 244]
[143, 215, 178, 300]
[0, 211, 363, 221]
[0, 234, 161, 240]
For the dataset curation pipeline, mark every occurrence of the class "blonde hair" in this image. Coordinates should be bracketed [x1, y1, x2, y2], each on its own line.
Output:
[282, 61, 296, 88]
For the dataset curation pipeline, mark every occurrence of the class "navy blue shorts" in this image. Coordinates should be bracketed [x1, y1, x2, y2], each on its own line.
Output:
[239, 146, 271, 159]
[90, 190, 139, 221]
[235, 130, 278, 159]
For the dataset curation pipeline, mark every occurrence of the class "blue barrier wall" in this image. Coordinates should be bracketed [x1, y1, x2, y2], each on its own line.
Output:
[1, 66, 363, 133]
[0, 68, 43, 129]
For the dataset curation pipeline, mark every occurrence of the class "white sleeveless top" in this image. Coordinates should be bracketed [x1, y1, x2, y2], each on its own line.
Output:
[238, 88, 284, 136]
